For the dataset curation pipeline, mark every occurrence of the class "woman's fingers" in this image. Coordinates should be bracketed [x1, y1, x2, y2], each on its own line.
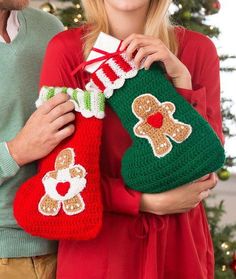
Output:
[134, 46, 157, 68]
[209, 173, 218, 189]
[141, 172, 218, 215]
[125, 39, 148, 60]
[198, 173, 218, 192]
[197, 174, 211, 182]
[121, 34, 160, 61]
[120, 33, 192, 89]
[120, 33, 143, 51]
[143, 53, 161, 70]
[199, 189, 210, 200]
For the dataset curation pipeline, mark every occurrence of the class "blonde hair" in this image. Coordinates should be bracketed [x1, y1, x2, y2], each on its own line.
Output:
[81, 0, 178, 58]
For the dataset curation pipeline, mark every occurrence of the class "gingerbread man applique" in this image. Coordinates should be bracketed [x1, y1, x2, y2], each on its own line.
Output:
[38, 148, 87, 216]
[132, 94, 192, 158]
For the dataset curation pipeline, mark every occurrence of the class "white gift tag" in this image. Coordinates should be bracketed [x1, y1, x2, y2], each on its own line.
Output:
[85, 32, 121, 74]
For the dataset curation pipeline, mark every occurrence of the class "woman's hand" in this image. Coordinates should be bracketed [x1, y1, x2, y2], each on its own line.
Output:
[7, 93, 75, 166]
[140, 173, 218, 215]
[120, 33, 192, 90]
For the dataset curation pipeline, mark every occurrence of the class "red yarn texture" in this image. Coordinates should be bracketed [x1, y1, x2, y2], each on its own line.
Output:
[13, 27, 103, 240]
[14, 113, 103, 240]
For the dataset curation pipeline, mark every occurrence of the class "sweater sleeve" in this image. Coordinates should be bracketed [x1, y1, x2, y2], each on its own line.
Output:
[102, 176, 141, 216]
[39, 31, 80, 89]
[0, 142, 20, 184]
[176, 38, 224, 144]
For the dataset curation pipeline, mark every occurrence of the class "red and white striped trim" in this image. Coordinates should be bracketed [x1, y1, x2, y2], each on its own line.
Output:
[88, 53, 140, 98]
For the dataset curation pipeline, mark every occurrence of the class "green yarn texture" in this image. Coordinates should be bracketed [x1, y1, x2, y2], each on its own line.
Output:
[38, 86, 105, 119]
[107, 63, 225, 193]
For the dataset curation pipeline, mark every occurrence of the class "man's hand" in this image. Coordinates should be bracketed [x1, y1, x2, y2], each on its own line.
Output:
[7, 93, 75, 166]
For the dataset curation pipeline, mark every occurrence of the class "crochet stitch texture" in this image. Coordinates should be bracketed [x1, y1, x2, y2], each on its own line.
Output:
[107, 63, 225, 193]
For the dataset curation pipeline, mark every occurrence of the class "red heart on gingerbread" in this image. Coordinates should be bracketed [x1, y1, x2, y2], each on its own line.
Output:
[147, 112, 164, 128]
[56, 182, 70, 196]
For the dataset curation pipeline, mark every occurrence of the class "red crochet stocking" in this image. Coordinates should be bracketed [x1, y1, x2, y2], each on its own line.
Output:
[14, 87, 104, 240]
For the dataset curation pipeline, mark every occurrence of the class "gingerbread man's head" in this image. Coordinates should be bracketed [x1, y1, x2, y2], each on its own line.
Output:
[132, 94, 160, 118]
[55, 148, 75, 170]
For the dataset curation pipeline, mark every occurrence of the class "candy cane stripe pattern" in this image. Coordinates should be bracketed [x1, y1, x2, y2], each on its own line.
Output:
[88, 53, 139, 98]
[36, 86, 106, 119]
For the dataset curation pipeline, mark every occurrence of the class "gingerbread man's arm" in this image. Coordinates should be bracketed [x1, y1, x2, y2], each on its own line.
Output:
[69, 165, 86, 179]
[47, 170, 58, 180]
[160, 102, 176, 116]
[134, 121, 151, 137]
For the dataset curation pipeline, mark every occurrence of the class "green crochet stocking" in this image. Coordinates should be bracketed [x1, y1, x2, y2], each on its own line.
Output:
[107, 63, 225, 193]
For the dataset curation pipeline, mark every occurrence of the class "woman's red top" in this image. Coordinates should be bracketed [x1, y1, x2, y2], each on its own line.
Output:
[40, 26, 223, 279]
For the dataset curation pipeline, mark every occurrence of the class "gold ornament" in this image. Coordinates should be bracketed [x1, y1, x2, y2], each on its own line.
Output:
[182, 11, 191, 20]
[40, 2, 57, 14]
[217, 168, 231, 181]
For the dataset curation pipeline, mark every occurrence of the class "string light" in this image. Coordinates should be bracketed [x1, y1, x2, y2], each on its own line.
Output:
[221, 265, 227, 272]
[221, 242, 230, 250]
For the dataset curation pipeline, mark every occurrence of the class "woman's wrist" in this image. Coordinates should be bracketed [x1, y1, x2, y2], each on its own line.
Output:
[140, 192, 168, 215]
[172, 71, 192, 90]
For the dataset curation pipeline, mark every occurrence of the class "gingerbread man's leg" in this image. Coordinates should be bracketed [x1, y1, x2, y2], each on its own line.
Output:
[38, 194, 61, 216]
[150, 131, 172, 158]
[165, 121, 192, 143]
[62, 194, 85, 215]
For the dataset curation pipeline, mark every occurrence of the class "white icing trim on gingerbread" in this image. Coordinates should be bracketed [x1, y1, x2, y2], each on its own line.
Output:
[132, 93, 192, 158]
[133, 121, 173, 158]
[39, 148, 87, 216]
[57, 147, 75, 168]
[42, 169, 87, 201]
[38, 194, 61, 216]
[166, 122, 192, 143]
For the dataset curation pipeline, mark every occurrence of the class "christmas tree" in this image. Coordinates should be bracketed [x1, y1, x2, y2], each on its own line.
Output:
[171, 2, 236, 277]
[172, 0, 220, 36]
[172, 0, 236, 182]
[40, 0, 84, 28]
[39, 0, 236, 277]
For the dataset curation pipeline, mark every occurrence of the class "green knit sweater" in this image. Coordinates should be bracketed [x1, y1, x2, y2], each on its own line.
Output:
[0, 7, 64, 258]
